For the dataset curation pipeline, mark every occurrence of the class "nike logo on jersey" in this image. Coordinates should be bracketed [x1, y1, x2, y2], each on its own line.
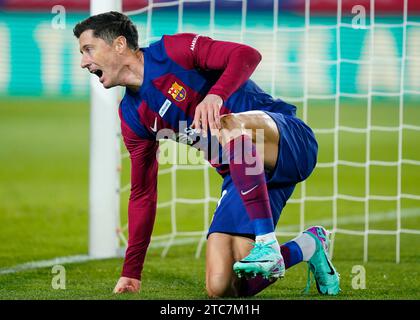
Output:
[240, 184, 259, 196]
[150, 117, 158, 133]
[217, 190, 227, 208]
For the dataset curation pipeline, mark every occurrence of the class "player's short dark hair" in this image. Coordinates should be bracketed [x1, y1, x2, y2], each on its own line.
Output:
[73, 11, 139, 50]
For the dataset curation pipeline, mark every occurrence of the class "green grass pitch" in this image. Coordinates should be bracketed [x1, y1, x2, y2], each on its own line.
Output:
[0, 97, 419, 299]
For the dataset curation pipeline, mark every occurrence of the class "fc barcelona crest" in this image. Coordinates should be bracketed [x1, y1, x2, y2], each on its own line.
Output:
[168, 82, 186, 102]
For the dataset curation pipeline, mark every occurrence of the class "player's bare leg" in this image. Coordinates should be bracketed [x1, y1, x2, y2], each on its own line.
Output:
[205, 112, 280, 297]
[206, 232, 281, 298]
[216, 111, 285, 279]
[206, 232, 300, 298]
[206, 233, 252, 297]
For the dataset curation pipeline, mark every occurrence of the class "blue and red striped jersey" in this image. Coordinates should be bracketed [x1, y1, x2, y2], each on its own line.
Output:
[118, 33, 296, 280]
[119, 33, 296, 139]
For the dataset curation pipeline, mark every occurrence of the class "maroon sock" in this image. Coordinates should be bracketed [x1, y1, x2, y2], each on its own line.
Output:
[224, 135, 274, 236]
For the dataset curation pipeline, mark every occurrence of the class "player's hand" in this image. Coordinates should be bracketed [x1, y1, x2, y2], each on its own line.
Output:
[113, 276, 141, 294]
[192, 94, 223, 138]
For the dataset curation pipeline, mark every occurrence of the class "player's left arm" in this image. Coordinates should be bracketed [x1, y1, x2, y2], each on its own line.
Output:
[113, 119, 159, 293]
[164, 33, 262, 135]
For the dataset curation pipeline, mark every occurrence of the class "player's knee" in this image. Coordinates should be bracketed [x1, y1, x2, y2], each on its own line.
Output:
[220, 114, 242, 131]
[220, 114, 245, 143]
[206, 274, 234, 298]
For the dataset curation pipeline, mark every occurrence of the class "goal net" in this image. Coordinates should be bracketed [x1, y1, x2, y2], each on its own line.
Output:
[109, 0, 420, 263]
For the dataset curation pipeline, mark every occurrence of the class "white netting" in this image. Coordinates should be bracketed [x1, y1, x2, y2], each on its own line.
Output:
[116, 0, 420, 262]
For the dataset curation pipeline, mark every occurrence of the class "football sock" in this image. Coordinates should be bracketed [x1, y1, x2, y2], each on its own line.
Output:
[291, 232, 316, 261]
[280, 240, 304, 268]
[239, 275, 275, 297]
[224, 135, 275, 238]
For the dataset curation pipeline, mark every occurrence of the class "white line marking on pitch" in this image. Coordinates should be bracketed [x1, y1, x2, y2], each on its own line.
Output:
[0, 239, 198, 275]
[0, 255, 93, 275]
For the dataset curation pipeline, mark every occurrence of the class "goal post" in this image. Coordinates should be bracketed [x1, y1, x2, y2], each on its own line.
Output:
[88, 0, 122, 259]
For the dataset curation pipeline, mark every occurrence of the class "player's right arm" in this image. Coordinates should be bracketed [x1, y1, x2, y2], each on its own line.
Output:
[163, 33, 262, 136]
[114, 118, 159, 293]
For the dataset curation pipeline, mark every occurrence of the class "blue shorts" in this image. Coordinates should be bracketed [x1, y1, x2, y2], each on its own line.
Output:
[208, 111, 318, 238]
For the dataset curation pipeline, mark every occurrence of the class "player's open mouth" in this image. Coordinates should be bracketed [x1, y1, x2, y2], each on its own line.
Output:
[91, 69, 103, 78]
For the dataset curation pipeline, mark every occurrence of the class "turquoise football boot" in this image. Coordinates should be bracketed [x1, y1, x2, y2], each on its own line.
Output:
[233, 241, 285, 280]
[303, 226, 341, 296]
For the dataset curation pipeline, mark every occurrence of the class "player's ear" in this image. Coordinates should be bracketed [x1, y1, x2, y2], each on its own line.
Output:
[114, 36, 127, 53]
